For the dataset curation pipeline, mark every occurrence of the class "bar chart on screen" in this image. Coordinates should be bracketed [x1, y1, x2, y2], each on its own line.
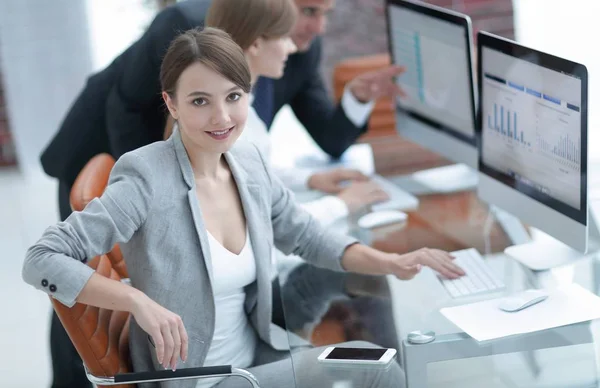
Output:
[487, 103, 531, 148]
[391, 27, 425, 103]
[536, 133, 581, 171]
[484, 73, 581, 162]
[482, 71, 582, 209]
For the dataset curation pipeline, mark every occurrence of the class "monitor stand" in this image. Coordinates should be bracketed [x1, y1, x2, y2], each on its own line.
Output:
[503, 201, 600, 271]
[394, 163, 478, 195]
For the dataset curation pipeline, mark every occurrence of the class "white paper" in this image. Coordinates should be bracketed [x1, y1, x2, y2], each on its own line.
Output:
[441, 283, 600, 342]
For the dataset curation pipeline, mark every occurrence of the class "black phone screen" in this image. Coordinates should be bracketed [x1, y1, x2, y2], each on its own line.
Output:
[326, 348, 388, 361]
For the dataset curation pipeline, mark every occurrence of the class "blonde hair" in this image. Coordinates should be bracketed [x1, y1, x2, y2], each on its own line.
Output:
[206, 0, 297, 50]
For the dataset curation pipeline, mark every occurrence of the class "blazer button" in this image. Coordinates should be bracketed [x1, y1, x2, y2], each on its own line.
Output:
[49, 284, 57, 293]
[41, 279, 49, 287]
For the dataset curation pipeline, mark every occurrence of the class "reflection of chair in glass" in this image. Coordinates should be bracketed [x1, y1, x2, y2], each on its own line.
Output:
[281, 262, 400, 357]
[51, 153, 260, 387]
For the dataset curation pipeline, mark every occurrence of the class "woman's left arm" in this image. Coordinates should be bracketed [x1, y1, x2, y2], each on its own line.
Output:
[341, 243, 464, 280]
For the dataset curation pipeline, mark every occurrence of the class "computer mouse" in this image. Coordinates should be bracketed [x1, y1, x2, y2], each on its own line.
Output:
[497, 290, 549, 313]
[358, 210, 408, 229]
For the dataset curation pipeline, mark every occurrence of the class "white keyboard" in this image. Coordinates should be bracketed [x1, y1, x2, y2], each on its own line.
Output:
[370, 175, 419, 212]
[439, 248, 505, 298]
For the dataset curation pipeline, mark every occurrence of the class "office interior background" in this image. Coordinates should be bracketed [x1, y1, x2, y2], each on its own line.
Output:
[2, 0, 600, 387]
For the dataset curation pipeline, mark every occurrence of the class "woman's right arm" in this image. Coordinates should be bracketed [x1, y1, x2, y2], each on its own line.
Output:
[22, 152, 187, 370]
[22, 152, 154, 308]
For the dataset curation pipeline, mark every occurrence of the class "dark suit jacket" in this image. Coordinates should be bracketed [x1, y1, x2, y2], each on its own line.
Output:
[40, 0, 367, 188]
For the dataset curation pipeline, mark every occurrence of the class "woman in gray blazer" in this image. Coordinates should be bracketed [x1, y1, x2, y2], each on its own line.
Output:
[22, 26, 463, 388]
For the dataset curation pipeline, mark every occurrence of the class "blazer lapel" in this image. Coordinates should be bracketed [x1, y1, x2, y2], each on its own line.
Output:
[224, 151, 273, 341]
[171, 127, 215, 286]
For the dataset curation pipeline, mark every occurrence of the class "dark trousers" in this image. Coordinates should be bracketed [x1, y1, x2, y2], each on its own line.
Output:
[49, 181, 92, 388]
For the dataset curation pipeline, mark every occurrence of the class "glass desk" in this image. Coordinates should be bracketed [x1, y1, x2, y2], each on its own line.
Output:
[276, 136, 600, 388]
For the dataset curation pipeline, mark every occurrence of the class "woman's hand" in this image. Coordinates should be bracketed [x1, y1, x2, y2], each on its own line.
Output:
[307, 168, 368, 194]
[387, 248, 465, 280]
[336, 181, 389, 213]
[130, 293, 188, 370]
[341, 244, 465, 281]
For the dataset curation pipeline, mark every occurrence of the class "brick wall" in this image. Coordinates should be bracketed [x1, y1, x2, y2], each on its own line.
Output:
[427, 0, 515, 39]
[321, 0, 515, 93]
[0, 67, 16, 167]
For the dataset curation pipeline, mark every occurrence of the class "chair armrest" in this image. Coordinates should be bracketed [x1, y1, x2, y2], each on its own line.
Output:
[87, 366, 260, 387]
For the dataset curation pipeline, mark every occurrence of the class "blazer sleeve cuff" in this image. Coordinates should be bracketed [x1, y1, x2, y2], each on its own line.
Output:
[316, 231, 359, 272]
[25, 253, 96, 308]
[341, 86, 375, 127]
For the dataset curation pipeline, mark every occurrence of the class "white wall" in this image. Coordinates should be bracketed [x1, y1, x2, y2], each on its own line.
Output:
[0, 0, 156, 180]
[0, 0, 93, 179]
[514, 0, 600, 159]
[85, 0, 156, 71]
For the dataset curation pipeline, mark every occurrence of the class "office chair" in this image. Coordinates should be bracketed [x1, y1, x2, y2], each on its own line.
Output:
[50, 153, 260, 387]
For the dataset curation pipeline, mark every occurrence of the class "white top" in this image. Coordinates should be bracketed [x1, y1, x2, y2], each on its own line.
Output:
[196, 229, 258, 388]
[239, 87, 374, 227]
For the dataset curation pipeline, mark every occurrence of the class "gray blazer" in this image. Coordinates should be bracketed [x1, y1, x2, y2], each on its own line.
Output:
[22, 128, 357, 388]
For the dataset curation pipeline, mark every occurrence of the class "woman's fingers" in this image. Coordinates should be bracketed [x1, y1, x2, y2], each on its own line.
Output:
[152, 329, 165, 367]
[179, 318, 189, 363]
[161, 323, 175, 369]
[131, 294, 188, 369]
[440, 257, 465, 277]
[370, 189, 389, 203]
[364, 190, 389, 206]
[170, 318, 182, 370]
[336, 169, 369, 182]
[393, 248, 464, 281]
[422, 249, 464, 278]
[432, 250, 464, 277]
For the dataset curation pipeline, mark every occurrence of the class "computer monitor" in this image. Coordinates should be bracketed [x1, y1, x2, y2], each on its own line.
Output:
[385, 0, 478, 192]
[477, 31, 589, 254]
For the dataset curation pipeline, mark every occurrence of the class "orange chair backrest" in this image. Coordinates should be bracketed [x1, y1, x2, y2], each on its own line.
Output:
[69, 154, 128, 278]
[52, 153, 134, 388]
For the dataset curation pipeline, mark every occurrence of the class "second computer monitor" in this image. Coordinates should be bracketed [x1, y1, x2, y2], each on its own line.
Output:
[385, 0, 477, 168]
[477, 31, 588, 252]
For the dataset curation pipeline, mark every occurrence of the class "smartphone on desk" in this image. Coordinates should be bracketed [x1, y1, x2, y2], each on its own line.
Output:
[317, 347, 397, 366]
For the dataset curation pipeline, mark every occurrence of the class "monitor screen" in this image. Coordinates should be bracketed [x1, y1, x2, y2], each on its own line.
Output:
[387, 2, 475, 143]
[480, 45, 586, 223]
